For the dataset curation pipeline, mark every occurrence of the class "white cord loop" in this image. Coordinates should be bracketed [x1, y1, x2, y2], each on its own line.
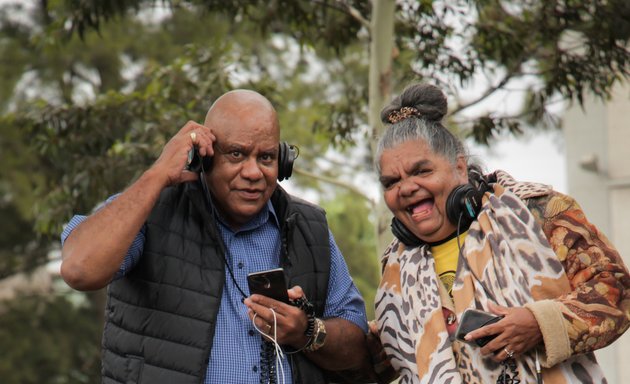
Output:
[253, 309, 286, 384]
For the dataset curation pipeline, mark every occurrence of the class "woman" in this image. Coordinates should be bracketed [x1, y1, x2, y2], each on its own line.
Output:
[373, 83, 630, 383]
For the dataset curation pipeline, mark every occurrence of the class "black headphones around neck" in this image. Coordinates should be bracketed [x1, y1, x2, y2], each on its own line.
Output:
[187, 141, 298, 181]
[390, 178, 491, 247]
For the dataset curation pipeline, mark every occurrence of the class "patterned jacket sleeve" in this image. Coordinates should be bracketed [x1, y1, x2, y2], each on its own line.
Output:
[525, 190, 630, 366]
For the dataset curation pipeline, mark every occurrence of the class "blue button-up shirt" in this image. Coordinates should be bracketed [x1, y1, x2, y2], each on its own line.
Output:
[61, 198, 368, 383]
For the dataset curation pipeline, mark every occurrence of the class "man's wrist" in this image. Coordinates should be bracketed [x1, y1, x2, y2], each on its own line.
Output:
[140, 167, 171, 190]
[291, 296, 315, 336]
[305, 317, 327, 352]
[287, 296, 320, 353]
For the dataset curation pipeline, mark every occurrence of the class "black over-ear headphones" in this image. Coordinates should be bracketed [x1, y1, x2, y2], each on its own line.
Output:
[277, 142, 299, 181]
[390, 180, 491, 247]
[187, 142, 298, 181]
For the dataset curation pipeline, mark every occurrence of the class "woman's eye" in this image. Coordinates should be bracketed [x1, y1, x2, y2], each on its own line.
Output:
[382, 180, 397, 190]
[413, 168, 429, 176]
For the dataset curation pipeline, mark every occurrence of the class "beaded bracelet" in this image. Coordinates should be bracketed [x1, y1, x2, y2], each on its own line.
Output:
[285, 296, 316, 354]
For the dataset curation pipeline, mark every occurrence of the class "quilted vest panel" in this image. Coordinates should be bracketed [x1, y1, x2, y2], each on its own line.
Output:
[102, 182, 332, 383]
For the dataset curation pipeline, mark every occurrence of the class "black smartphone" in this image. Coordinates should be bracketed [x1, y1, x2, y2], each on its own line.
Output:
[247, 268, 290, 304]
[455, 308, 503, 347]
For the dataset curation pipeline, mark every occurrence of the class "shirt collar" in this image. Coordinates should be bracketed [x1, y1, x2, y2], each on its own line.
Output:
[215, 200, 279, 234]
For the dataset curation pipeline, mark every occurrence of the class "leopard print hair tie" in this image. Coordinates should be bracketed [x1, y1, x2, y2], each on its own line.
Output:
[386, 106, 420, 123]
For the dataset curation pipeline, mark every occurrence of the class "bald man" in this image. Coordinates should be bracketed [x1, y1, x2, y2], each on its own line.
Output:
[60, 90, 370, 383]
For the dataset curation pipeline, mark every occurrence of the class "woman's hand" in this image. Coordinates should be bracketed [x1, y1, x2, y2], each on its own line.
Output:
[465, 302, 543, 362]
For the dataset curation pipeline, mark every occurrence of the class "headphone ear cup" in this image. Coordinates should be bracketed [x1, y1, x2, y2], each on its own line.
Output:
[186, 148, 213, 173]
[201, 155, 213, 171]
[445, 183, 486, 228]
[277, 142, 297, 181]
[390, 217, 424, 247]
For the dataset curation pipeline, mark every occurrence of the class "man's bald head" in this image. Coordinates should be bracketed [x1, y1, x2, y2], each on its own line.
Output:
[204, 90, 279, 139]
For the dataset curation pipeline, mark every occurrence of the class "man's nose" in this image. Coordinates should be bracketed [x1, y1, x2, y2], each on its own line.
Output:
[241, 157, 264, 180]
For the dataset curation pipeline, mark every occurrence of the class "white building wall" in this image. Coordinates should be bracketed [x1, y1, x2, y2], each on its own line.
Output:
[563, 82, 630, 384]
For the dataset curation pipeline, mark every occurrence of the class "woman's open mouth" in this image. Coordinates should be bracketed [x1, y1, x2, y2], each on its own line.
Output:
[407, 198, 434, 220]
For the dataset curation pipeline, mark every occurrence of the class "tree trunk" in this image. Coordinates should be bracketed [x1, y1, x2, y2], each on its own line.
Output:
[368, 0, 396, 258]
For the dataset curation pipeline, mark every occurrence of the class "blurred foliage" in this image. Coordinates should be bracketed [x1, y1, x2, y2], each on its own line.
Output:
[0, 199, 48, 279]
[0, 294, 102, 384]
[323, 191, 380, 319]
[8, 44, 234, 235]
[395, 0, 629, 141]
[63, 0, 370, 51]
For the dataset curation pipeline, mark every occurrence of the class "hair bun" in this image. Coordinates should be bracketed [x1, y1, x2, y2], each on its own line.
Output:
[380, 83, 447, 124]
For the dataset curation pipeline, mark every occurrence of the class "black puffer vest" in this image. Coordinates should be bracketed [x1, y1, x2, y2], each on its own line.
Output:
[101, 181, 331, 383]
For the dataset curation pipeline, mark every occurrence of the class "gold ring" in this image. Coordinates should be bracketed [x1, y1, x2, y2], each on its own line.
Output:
[267, 324, 272, 332]
[504, 347, 514, 359]
[190, 132, 197, 142]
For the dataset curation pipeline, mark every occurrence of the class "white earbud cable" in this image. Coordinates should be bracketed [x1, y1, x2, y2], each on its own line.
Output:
[253, 309, 285, 384]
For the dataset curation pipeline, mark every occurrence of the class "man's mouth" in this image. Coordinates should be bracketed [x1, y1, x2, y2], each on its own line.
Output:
[238, 188, 263, 199]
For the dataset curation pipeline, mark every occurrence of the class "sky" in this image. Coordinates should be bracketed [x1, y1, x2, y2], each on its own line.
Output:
[469, 131, 567, 193]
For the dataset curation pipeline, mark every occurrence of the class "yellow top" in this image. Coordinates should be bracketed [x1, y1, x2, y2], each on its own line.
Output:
[431, 231, 468, 297]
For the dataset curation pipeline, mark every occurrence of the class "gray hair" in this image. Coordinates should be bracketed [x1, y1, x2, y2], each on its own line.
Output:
[375, 83, 468, 174]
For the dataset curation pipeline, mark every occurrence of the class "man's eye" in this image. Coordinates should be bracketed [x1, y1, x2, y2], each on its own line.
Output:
[260, 154, 274, 162]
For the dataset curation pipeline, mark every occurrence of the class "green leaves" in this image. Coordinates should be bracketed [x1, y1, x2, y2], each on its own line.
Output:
[0, 294, 102, 383]
[474, 0, 629, 104]
[17, 51, 232, 236]
[322, 191, 379, 318]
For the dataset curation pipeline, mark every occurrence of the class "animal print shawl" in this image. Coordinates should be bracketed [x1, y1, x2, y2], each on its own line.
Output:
[375, 170, 630, 383]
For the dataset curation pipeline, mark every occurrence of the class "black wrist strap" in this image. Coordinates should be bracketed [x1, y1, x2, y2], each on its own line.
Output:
[285, 296, 316, 354]
[292, 297, 315, 336]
